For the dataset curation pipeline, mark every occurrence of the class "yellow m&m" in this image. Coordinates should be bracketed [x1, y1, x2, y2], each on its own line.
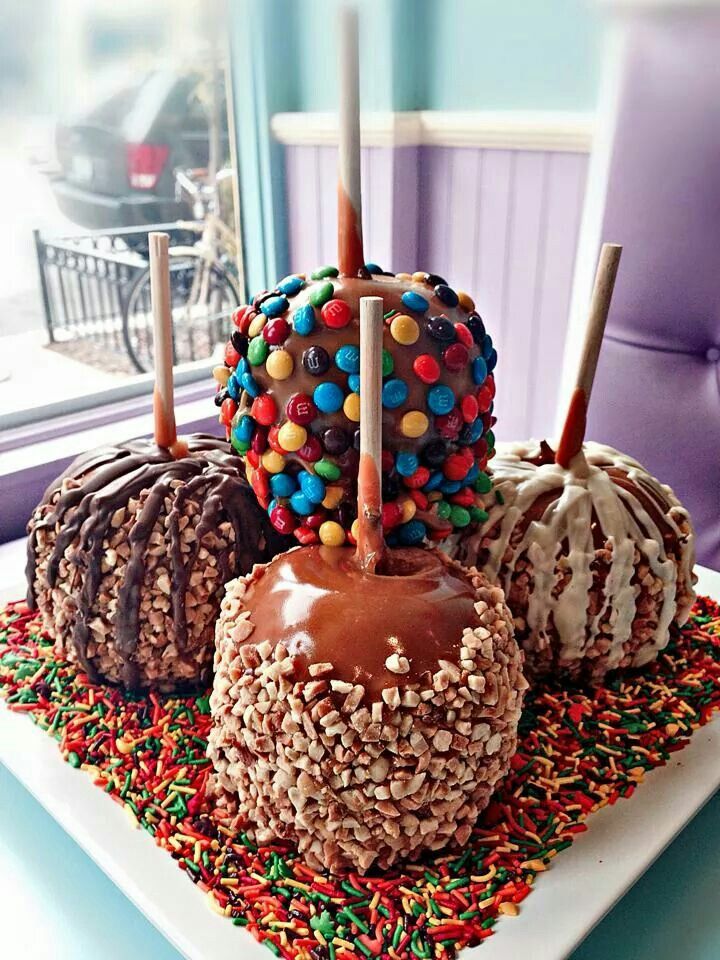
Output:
[318, 520, 345, 547]
[322, 485, 344, 510]
[278, 421, 307, 452]
[400, 410, 429, 438]
[261, 449, 286, 474]
[248, 314, 267, 337]
[343, 392, 361, 422]
[457, 290, 475, 312]
[390, 314, 419, 345]
[266, 349, 294, 380]
[399, 497, 417, 523]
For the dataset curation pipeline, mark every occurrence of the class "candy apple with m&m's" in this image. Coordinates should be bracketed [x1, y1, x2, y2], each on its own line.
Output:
[212, 266, 498, 548]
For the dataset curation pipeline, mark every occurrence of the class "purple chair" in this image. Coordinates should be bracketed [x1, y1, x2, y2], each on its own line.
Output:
[586, 10, 720, 571]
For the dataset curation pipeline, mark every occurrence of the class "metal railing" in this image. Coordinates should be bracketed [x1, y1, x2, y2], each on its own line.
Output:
[34, 223, 199, 349]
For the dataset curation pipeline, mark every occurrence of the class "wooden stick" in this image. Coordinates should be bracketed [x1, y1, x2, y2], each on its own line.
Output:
[337, 3, 365, 277]
[356, 296, 384, 572]
[149, 232, 186, 458]
[555, 242, 622, 468]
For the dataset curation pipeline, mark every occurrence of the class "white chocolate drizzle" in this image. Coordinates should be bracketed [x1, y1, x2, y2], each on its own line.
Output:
[462, 440, 696, 670]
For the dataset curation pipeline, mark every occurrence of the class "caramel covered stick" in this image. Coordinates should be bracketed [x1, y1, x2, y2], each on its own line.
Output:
[149, 232, 187, 458]
[356, 296, 384, 572]
[555, 242, 622, 469]
[337, 4, 365, 277]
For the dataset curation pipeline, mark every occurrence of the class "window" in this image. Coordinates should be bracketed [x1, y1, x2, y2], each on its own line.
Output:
[0, 1, 241, 434]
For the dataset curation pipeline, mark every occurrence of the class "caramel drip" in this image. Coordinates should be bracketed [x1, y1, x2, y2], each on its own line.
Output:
[26, 435, 287, 689]
[555, 387, 587, 469]
[356, 454, 383, 573]
[244, 546, 481, 698]
[337, 184, 367, 279]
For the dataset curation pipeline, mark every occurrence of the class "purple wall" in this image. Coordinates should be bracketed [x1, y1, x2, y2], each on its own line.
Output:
[284, 143, 588, 440]
[586, 12, 720, 570]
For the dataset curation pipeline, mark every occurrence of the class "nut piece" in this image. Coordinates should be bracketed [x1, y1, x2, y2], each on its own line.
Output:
[385, 653, 410, 674]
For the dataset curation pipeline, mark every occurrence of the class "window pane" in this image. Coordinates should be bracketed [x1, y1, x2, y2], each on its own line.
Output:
[0, 1, 239, 426]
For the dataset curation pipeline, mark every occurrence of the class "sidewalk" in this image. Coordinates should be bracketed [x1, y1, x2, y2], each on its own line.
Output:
[0, 331, 119, 418]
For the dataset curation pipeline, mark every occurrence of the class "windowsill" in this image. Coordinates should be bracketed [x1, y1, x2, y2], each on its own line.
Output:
[0, 384, 216, 475]
[0, 384, 221, 544]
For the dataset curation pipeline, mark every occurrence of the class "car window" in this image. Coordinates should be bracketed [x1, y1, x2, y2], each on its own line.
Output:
[85, 82, 146, 130]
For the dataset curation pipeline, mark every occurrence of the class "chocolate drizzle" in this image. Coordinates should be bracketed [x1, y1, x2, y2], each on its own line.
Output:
[27, 435, 288, 690]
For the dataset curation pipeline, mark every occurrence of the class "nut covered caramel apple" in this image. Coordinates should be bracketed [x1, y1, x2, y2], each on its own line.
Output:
[207, 545, 526, 873]
[453, 440, 696, 684]
[26, 436, 289, 692]
[213, 268, 497, 549]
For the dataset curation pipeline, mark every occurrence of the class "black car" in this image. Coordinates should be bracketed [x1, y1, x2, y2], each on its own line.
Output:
[52, 69, 228, 230]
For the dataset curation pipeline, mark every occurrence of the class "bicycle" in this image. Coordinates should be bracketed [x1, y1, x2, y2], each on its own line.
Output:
[121, 167, 241, 373]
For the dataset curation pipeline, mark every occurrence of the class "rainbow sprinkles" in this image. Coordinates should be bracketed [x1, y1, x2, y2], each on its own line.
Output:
[2, 597, 719, 959]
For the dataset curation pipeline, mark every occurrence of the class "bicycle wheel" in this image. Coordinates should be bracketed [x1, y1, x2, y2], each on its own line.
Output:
[122, 248, 241, 373]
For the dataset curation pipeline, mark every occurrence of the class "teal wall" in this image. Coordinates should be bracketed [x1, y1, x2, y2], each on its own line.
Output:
[227, 0, 602, 294]
[426, 0, 601, 111]
[288, 0, 602, 112]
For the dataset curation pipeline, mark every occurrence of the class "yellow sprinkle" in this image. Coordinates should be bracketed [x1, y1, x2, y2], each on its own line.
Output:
[351, 519, 360, 542]
[412, 271, 428, 283]
[280, 878, 312, 893]
[213, 364, 231, 385]
[522, 859, 547, 872]
[395, 272, 412, 282]
[207, 891, 229, 916]
[499, 901, 519, 917]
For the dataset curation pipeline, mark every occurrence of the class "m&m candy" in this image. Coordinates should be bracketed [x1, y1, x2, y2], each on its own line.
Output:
[216, 268, 498, 545]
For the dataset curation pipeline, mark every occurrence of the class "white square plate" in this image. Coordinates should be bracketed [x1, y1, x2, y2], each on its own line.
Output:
[2, 545, 719, 960]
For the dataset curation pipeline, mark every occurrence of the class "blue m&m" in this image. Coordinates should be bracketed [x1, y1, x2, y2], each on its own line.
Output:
[427, 384, 455, 415]
[401, 290, 429, 313]
[270, 473, 297, 498]
[397, 519, 427, 545]
[278, 275, 304, 296]
[472, 356, 488, 386]
[260, 295, 288, 317]
[289, 490, 314, 516]
[240, 372, 262, 398]
[335, 344, 360, 374]
[382, 378, 409, 409]
[226, 373, 241, 400]
[299, 470, 326, 504]
[313, 381, 344, 413]
[292, 304, 315, 336]
[395, 451, 419, 477]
